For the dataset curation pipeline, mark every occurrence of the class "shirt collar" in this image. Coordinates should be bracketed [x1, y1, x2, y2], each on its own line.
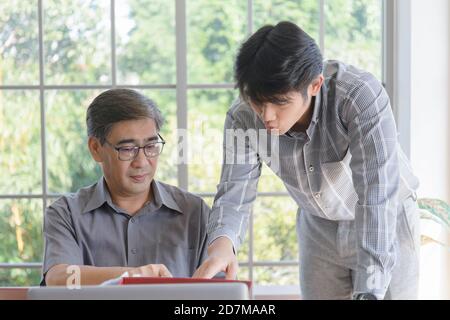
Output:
[82, 177, 183, 215]
[285, 89, 323, 139]
[306, 91, 323, 136]
[152, 180, 183, 214]
[82, 177, 115, 214]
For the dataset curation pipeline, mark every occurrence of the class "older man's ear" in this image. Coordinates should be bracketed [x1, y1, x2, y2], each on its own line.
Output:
[88, 136, 103, 163]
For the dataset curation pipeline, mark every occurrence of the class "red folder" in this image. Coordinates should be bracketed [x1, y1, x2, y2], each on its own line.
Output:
[119, 277, 252, 290]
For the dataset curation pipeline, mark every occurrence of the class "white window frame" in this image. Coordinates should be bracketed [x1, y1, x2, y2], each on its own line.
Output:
[383, 0, 412, 158]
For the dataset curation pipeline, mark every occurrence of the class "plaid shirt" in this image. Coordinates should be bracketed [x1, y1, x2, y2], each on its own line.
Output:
[207, 60, 419, 298]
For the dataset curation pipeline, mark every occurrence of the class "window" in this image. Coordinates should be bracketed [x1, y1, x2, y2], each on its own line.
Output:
[0, 0, 383, 286]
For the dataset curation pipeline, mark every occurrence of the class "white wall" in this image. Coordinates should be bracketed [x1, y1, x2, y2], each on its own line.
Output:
[410, 0, 450, 203]
[409, 0, 450, 299]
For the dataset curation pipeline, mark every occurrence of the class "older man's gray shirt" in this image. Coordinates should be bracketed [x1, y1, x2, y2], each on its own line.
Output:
[207, 60, 420, 298]
[42, 178, 209, 282]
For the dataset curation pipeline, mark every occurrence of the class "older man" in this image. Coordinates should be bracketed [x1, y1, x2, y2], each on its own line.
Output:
[43, 89, 209, 286]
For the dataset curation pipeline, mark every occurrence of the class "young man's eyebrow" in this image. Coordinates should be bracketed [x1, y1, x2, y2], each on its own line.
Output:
[116, 135, 159, 145]
[249, 94, 292, 106]
[272, 95, 292, 104]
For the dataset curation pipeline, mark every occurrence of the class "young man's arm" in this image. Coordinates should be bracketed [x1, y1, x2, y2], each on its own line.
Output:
[194, 102, 262, 279]
[45, 264, 172, 286]
[346, 76, 400, 299]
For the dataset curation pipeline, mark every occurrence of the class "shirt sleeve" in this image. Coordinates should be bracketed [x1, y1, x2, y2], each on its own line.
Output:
[206, 108, 262, 252]
[196, 199, 210, 268]
[345, 76, 400, 299]
[41, 198, 83, 284]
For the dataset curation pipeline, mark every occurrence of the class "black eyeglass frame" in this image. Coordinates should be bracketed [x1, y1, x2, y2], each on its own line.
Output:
[104, 133, 166, 161]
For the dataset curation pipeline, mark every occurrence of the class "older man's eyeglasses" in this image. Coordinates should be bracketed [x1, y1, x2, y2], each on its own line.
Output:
[104, 134, 165, 161]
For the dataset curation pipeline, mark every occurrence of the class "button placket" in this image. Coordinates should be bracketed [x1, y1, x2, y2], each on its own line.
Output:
[303, 143, 327, 216]
[127, 216, 139, 264]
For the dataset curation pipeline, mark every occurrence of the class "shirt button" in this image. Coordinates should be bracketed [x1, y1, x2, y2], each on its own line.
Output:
[315, 193, 321, 199]
[309, 165, 314, 172]
[130, 218, 135, 223]
[131, 248, 137, 254]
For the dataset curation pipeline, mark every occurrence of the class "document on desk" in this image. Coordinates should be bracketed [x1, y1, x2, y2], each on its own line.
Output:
[118, 277, 252, 290]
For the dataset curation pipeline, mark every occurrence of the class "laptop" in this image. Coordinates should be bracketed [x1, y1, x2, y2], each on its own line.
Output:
[27, 283, 250, 300]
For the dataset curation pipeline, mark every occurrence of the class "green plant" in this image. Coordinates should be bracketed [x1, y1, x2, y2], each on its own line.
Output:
[417, 198, 450, 247]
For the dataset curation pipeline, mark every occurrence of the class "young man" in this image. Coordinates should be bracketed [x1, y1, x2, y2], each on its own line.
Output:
[194, 21, 420, 300]
[42, 89, 209, 286]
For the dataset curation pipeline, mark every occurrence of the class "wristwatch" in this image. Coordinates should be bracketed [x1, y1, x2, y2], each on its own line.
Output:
[353, 293, 378, 300]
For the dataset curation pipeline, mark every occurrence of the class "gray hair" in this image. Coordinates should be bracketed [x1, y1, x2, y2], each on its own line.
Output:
[86, 88, 164, 144]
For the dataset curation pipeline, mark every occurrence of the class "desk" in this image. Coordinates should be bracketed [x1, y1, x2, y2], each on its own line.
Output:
[0, 285, 301, 300]
[1, 283, 250, 300]
[0, 287, 28, 300]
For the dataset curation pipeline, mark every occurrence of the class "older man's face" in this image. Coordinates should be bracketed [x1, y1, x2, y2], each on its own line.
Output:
[96, 118, 160, 199]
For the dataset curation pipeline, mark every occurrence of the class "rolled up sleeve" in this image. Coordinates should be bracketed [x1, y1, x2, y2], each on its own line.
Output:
[42, 199, 83, 282]
[207, 109, 261, 252]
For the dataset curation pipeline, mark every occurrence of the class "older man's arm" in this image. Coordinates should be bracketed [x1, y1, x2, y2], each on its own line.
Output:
[45, 263, 172, 286]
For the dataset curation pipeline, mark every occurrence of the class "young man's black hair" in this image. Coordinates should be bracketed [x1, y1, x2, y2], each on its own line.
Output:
[235, 21, 323, 104]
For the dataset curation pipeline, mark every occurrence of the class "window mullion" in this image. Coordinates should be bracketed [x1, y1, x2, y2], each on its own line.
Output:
[319, 0, 325, 55]
[246, 0, 254, 284]
[111, 0, 117, 87]
[175, 0, 188, 190]
[38, 0, 48, 214]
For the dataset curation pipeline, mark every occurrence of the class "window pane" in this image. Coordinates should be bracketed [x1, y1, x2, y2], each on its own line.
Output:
[46, 90, 102, 193]
[253, 196, 298, 262]
[258, 164, 287, 193]
[116, 0, 175, 85]
[141, 90, 177, 186]
[188, 89, 236, 193]
[237, 234, 249, 263]
[0, 199, 43, 263]
[0, 2, 39, 84]
[0, 90, 41, 194]
[202, 197, 214, 208]
[187, 0, 247, 84]
[43, 0, 111, 84]
[237, 266, 250, 281]
[254, 266, 299, 286]
[325, 0, 382, 79]
[0, 268, 42, 286]
[253, 0, 319, 43]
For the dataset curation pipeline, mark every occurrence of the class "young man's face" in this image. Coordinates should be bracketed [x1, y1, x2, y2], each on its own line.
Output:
[248, 75, 323, 135]
[89, 118, 160, 199]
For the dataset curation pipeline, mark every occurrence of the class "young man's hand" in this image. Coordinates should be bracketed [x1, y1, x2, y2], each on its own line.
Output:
[128, 264, 172, 277]
[192, 237, 238, 280]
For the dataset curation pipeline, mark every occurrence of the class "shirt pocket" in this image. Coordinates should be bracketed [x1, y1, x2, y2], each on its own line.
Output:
[319, 150, 358, 220]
